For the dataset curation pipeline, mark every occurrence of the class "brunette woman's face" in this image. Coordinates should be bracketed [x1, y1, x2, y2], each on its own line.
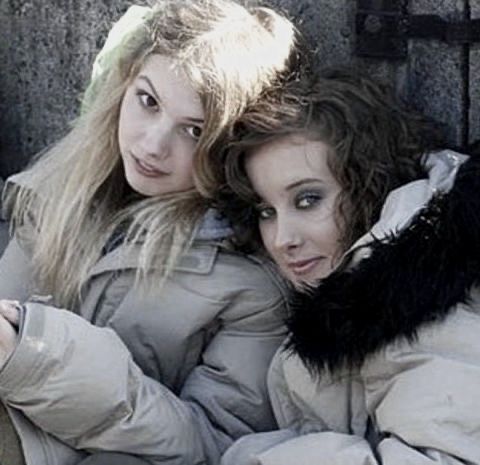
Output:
[118, 54, 205, 196]
[245, 134, 343, 287]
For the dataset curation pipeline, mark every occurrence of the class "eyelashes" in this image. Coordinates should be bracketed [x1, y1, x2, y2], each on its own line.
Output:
[184, 125, 202, 140]
[134, 89, 202, 141]
[135, 90, 161, 115]
[255, 190, 324, 221]
[256, 203, 276, 221]
[295, 191, 324, 209]
[136, 90, 158, 110]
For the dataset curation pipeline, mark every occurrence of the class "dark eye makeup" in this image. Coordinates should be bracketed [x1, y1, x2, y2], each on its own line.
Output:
[294, 190, 324, 210]
[256, 203, 276, 221]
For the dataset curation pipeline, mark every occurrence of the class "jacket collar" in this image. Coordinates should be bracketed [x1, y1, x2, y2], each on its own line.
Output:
[89, 242, 219, 277]
[287, 150, 480, 375]
[90, 208, 230, 277]
[3, 174, 229, 277]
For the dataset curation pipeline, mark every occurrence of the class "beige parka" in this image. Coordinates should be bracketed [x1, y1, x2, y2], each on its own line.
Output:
[0, 175, 288, 465]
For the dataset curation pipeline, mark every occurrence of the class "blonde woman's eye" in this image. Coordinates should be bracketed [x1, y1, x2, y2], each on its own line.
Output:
[137, 91, 158, 110]
[185, 125, 203, 140]
[296, 192, 322, 209]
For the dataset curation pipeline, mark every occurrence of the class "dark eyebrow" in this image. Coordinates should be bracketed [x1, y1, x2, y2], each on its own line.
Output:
[186, 117, 205, 125]
[137, 75, 161, 103]
[286, 178, 324, 191]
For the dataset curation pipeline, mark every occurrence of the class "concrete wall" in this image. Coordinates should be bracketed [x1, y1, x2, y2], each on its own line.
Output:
[0, 0, 477, 178]
[0, 0, 130, 176]
[470, 0, 480, 144]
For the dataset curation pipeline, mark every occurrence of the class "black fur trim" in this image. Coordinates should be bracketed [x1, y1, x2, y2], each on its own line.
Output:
[287, 155, 480, 375]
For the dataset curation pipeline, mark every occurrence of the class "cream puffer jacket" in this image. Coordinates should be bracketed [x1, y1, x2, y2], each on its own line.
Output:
[221, 150, 480, 465]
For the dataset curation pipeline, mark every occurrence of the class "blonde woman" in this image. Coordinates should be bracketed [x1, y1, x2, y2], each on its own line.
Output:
[0, 1, 303, 464]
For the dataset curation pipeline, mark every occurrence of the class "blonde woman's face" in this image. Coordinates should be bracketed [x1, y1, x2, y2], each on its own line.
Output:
[118, 54, 205, 196]
[246, 134, 343, 287]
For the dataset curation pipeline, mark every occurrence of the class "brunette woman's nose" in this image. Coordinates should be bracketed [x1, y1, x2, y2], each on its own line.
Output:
[274, 215, 302, 251]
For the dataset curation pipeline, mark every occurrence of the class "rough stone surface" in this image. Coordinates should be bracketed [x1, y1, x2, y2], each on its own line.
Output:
[275, 0, 408, 92]
[0, 0, 131, 177]
[0, 0, 476, 178]
[470, 0, 480, 146]
[406, 0, 467, 147]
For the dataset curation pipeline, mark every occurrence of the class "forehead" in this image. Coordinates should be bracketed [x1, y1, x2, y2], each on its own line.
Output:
[245, 134, 334, 194]
[136, 54, 204, 118]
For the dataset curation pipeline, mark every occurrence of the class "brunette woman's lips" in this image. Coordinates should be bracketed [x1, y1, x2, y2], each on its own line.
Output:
[131, 153, 169, 178]
[287, 257, 324, 276]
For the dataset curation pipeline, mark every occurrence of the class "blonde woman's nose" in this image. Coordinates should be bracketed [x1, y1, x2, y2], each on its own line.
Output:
[143, 122, 172, 160]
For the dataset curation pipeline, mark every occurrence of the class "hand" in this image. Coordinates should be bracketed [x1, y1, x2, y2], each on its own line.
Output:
[0, 300, 20, 327]
[0, 300, 20, 368]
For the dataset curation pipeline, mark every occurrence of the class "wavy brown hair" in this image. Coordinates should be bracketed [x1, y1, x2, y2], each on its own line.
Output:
[221, 67, 445, 253]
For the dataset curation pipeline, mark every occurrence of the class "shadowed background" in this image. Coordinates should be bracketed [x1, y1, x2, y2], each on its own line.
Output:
[1, 0, 479, 177]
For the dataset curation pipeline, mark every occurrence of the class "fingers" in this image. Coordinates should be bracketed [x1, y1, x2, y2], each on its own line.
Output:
[0, 300, 20, 326]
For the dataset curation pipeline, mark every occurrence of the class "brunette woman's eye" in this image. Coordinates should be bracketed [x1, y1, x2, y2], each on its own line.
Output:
[256, 204, 276, 221]
[295, 192, 323, 210]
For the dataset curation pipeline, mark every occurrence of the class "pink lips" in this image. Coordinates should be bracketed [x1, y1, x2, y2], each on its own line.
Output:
[131, 153, 169, 178]
[286, 257, 324, 276]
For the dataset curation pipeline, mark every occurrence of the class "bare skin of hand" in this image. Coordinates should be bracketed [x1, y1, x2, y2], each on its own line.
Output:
[0, 300, 20, 368]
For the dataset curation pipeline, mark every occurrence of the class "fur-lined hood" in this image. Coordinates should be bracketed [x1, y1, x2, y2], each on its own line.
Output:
[287, 150, 480, 375]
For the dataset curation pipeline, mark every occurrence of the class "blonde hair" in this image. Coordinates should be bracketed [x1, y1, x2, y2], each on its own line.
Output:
[6, 0, 300, 309]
